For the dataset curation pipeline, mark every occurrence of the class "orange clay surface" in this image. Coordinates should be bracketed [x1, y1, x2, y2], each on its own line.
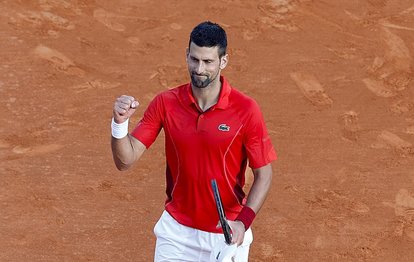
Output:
[1, 0, 414, 261]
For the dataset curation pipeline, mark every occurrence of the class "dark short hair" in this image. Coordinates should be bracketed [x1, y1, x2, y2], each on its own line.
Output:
[189, 21, 227, 57]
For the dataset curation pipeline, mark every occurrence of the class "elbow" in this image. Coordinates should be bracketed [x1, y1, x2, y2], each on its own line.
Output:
[263, 170, 273, 187]
[115, 164, 129, 171]
[253, 164, 273, 183]
[114, 159, 132, 171]
[267, 168, 273, 184]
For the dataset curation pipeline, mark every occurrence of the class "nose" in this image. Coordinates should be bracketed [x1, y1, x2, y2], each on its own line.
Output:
[195, 61, 204, 74]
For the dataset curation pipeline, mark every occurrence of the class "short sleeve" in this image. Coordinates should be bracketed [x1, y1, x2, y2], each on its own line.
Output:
[130, 94, 164, 148]
[243, 100, 277, 169]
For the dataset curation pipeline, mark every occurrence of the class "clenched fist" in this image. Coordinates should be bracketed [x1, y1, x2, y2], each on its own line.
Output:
[113, 95, 139, 124]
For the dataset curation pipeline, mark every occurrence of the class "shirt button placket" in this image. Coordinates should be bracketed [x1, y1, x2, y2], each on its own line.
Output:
[197, 114, 204, 131]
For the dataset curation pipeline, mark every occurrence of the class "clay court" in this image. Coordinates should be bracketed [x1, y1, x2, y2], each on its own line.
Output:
[1, 0, 414, 261]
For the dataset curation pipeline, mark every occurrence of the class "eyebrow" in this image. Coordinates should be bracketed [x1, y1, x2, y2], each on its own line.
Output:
[189, 55, 214, 62]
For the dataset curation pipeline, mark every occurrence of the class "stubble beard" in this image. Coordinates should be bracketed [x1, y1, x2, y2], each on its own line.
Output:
[190, 69, 220, 89]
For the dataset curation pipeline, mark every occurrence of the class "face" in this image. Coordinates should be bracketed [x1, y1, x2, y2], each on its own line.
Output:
[186, 42, 228, 89]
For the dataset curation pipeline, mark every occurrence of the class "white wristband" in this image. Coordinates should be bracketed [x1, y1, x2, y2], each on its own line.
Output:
[111, 118, 129, 139]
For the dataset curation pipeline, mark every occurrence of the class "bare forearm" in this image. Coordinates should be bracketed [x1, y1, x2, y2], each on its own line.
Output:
[111, 135, 142, 170]
[229, 164, 273, 243]
[245, 164, 273, 214]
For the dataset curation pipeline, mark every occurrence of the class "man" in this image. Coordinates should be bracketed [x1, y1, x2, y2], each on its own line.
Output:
[111, 21, 277, 261]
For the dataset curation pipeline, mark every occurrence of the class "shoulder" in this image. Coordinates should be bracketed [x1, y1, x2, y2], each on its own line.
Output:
[152, 83, 187, 103]
[229, 87, 260, 112]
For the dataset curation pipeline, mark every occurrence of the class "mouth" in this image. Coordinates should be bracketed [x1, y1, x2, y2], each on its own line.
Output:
[192, 73, 207, 78]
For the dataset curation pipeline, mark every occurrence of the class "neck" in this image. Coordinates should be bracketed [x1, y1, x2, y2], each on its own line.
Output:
[191, 77, 221, 112]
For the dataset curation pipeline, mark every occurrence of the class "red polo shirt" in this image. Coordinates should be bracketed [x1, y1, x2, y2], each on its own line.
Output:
[131, 76, 277, 233]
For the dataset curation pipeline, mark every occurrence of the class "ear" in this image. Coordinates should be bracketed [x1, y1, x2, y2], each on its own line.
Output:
[219, 54, 229, 70]
[185, 48, 189, 62]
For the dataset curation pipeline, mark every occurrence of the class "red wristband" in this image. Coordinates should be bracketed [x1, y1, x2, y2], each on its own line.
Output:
[236, 206, 256, 231]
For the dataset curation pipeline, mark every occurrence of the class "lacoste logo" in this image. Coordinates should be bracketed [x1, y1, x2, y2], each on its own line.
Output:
[218, 124, 230, 132]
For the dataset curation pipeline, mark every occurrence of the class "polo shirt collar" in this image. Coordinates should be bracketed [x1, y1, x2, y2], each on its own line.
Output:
[183, 76, 231, 110]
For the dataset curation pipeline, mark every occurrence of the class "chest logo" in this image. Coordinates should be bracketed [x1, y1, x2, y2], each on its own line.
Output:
[218, 124, 230, 132]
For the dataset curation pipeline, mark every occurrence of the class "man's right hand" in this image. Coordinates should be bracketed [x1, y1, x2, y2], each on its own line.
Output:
[113, 95, 139, 123]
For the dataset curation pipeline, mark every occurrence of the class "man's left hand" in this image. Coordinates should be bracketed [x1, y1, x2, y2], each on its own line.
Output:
[228, 220, 245, 246]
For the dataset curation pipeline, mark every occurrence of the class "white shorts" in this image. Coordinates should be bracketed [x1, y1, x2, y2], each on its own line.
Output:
[154, 210, 253, 262]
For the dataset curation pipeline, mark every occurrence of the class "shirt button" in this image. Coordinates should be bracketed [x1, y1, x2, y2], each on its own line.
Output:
[200, 115, 204, 119]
